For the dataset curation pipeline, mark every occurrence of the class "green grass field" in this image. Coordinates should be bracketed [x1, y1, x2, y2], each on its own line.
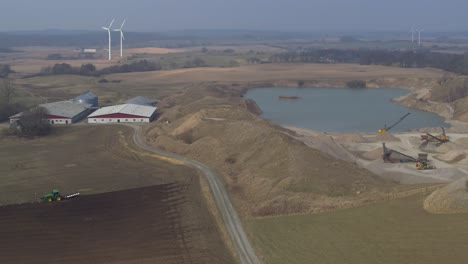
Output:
[247, 194, 468, 264]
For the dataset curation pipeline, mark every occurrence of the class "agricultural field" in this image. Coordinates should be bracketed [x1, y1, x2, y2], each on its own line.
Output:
[0, 125, 235, 263]
[247, 193, 468, 264]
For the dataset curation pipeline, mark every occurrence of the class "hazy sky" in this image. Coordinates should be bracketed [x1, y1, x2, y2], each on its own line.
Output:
[1, 0, 467, 32]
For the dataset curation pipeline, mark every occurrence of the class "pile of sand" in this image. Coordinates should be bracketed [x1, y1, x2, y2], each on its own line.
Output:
[434, 150, 466, 163]
[376, 132, 400, 142]
[434, 142, 461, 153]
[334, 134, 369, 145]
[362, 148, 383, 161]
[424, 177, 468, 214]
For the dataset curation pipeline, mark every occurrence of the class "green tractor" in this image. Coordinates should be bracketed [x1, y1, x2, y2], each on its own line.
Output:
[41, 189, 63, 202]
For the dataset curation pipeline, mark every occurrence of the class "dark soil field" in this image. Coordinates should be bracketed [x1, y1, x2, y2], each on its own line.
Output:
[0, 125, 235, 264]
[0, 184, 234, 264]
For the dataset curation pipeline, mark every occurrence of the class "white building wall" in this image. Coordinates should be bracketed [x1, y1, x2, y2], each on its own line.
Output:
[88, 117, 150, 124]
[48, 119, 73, 125]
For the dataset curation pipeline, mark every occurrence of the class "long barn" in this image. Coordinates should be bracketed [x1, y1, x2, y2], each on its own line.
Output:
[87, 104, 157, 123]
[9, 101, 92, 125]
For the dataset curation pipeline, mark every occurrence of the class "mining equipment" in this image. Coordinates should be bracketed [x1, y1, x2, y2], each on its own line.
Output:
[378, 113, 411, 133]
[41, 189, 80, 202]
[420, 127, 449, 145]
[382, 143, 435, 169]
[415, 153, 435, 170]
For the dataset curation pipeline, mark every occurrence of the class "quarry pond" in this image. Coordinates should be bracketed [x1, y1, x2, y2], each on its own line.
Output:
[245, 87, 449, 133]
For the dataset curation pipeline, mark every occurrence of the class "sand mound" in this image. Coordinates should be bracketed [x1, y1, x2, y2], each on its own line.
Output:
[335, 134, 369, 145]
[435, 150, 466, 163]
[147, 103, 394, 216]
[434, 142, 461, 153]
[376, 132, 400, 142]
[362, 148, 383, 160]
[170, 111, 205, 137]
[424, 177, 468, 214]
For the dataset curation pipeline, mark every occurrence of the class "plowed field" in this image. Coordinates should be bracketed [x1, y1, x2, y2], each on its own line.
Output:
[0, 184, 233, 264]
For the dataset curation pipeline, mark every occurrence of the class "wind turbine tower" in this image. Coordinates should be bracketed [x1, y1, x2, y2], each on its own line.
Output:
[114, 19, 126, 57]
[417, 29, 424, 46]
[410, 26, 415, 44]
[102, 19, 115, 60]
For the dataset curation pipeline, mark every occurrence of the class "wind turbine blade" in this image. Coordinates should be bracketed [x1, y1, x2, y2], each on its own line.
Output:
[121, 19, 126, 29]
[113, 29, 120, 32]
[102, 27, 109, 30]
[109, 19, 115, 28]
[121, 31, 125, 40]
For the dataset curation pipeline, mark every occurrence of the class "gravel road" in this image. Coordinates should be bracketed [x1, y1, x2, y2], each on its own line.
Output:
[129, 124, 261, 264]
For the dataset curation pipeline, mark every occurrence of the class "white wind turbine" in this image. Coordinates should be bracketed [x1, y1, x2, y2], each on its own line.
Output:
[410, 26, 416, 44]
[417, 29, 424, 46]
[102, 19, 115, 60]
[114, 19, 126, 57]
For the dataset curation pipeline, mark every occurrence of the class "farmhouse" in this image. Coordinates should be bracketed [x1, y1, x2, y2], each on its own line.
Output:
[87, 104, 157, 123]
[9, 101, 93, 125]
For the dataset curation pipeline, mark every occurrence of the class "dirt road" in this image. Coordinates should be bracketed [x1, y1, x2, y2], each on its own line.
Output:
[129, 125, 261, 264]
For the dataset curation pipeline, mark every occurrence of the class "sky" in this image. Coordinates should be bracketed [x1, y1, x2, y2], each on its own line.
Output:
[1, 0, 467, 32]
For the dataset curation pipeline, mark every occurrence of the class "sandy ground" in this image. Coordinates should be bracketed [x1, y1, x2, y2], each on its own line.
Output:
[288, 126, 468, 185]
[126, 47, 187, 54]
[107, 63, 444, 85]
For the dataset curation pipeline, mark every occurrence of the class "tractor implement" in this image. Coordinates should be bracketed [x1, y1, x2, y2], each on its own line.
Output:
[41, 189, 80, 202]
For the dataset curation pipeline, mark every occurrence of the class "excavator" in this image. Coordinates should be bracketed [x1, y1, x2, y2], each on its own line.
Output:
[378, 113, 411, 134]
[420, 127, 449, 145]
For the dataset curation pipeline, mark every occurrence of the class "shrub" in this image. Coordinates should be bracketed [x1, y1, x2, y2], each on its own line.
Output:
[346, 80, 367, 88]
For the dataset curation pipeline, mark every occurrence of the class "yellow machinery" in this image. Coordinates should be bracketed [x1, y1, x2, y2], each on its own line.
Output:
[416, 161, 435, 170]
[421, 127, 449, 144]
[378, 113, 411, 133]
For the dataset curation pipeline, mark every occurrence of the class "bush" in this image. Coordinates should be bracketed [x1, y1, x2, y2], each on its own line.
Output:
[346, 80, 367, 88]
[17, 107, 52, 137]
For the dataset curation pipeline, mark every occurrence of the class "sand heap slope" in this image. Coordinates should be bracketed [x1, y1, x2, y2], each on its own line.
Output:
[147, 96, 396, 216]
[424, 177, 468, 214]
[0, 184, 235, 264]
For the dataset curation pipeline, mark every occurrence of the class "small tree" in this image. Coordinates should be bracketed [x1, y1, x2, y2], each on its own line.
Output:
[79, 63, 97, 76]
[0, 78, 15, 105]
[346, 80, 367, 88]
[17, 107, 52, 137]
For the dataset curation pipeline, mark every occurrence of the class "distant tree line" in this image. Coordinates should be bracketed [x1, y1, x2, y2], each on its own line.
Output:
[39, 60, 161, 77]
[0, 47, 16, 53]
[46, 53, 99, 60]
[269, 49, 468, 75]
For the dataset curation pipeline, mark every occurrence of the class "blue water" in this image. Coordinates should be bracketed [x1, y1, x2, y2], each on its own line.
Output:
[245, 87, 449, 133]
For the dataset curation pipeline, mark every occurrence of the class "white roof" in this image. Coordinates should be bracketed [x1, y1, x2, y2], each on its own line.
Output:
[88, 104, 157, 118]
[40, 101, 92, 118]
[10, 101, 91, 119]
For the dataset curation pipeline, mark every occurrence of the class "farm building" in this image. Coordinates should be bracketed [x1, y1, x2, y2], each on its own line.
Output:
[125, 96, 158, 106]
[87, 104, 157, 123]
[9, 101, 93, 125]
[73, 90, 98, 107]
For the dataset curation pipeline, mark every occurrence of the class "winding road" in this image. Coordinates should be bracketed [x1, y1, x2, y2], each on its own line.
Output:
[129, 125, 261, 264]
